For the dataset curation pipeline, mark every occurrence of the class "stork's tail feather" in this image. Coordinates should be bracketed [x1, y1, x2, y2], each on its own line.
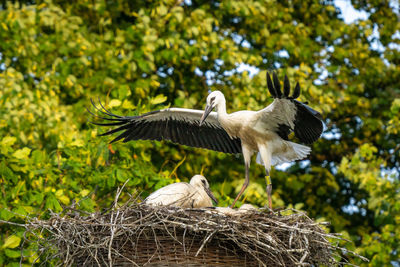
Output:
[289, 141, 311, 160]
[256, 142, 311, 166]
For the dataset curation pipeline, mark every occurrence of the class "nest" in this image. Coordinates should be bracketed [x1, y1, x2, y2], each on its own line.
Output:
[21, 195, 367, 266]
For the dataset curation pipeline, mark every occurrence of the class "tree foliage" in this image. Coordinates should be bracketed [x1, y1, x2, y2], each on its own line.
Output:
[0, 0, 399, 265]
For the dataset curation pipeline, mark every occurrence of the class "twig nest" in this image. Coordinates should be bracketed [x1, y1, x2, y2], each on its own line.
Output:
[24, 200, 368, 266]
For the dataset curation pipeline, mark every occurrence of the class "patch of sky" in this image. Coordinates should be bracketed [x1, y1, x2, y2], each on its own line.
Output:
[0, 52, 4, 71]
[215, 59, 224, 66]
[322, 128, 341, 141]
[275, 160, 310, 171]
[369, 24, 385, 53]
[277, 49, 289, 58]
[205, 70, 216, 86]
[156, 67, 168, 78]
[231, 32, 251, 48]
[342, 197, 367, 216]
[275, 162, 295, 171]
[232, 17, 241, 24]
[194, 67, 203, 76]
[389, 0, 400, 15]
[389, 31, 400, 51]
[381, 166, 399, 183]
[334, 0, 369, 23]
[167, 67, 174, 75]
[334, 0, 389, 54]
[236, 63, 259, 77]
[313, 62, 329, 85]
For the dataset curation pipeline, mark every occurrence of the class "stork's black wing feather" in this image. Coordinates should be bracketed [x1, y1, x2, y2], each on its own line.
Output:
[276, 124, 291, 141]
[292, 100, 324, 144]
[89, 101, 242, 154]
[263, 73, 324, 144]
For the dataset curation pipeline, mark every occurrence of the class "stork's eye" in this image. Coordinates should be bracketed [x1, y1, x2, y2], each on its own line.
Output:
[210, 96, 216, 102]
[201, 179, 206, 185]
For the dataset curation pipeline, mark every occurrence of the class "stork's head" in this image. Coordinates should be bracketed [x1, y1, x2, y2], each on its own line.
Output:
[200, 91, 224, 126]
[190, 175, 218, 204]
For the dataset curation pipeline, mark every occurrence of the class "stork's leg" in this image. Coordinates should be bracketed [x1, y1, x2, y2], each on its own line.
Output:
[258, 145, 273, 210]
[230, 146, 252, 208]
[230, 162, 249, 208]
[265, 169, 272, 210]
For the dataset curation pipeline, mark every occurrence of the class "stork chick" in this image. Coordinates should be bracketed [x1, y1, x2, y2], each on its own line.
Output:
[144, 175, 218, 208]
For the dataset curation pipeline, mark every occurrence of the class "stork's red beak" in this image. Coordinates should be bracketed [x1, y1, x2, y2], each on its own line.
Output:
[200, 104, 213, 126]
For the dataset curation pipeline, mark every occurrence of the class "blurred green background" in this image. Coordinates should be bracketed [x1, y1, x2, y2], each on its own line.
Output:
[0, 0, 399, 265]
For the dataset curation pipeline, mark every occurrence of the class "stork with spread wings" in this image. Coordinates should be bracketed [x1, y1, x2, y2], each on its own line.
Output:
[89, 72, 324, 209]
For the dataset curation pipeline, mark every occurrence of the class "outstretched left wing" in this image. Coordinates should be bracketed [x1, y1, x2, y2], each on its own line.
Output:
[258, 72, 324, 144]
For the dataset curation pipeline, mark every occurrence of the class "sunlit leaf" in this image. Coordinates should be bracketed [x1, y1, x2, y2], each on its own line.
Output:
[12, 147, 31, 160]
[109, 99, 121, 108]
[150, 94, 167, 105]
[2, 235, 21, 249]
[80, 189, 90, 197]
[1, 136, 17, 147]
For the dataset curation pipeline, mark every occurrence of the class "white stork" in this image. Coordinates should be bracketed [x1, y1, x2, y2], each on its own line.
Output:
[144, 174, 218, 208]
[89, 72, 323, 209]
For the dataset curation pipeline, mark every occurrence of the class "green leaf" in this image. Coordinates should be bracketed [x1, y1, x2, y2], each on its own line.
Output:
[2, 235, 21, 249]
[107, 174, 116, 188]
[0, 161, 17, 183]
[80, 189, 90, 197]
[116, 169, 127, 182]
[150, 94, 167, 105]
[118, 85, 131, 99]
[137, 60, 150, 72]
[122, 99, 135, 110]
[45, 194, 62, 212]
[390, 98, 400, 114]
[79, 198, 95, 212]
[108, 99, 121, 108]
[4, 248, 21, 258]
[12, 147, 31, 160]
[0, 209, 14, 220]
[1, 136, 16, 147]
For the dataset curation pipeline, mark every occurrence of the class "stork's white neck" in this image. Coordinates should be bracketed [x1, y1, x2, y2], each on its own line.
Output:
[215, 95, 228, 122]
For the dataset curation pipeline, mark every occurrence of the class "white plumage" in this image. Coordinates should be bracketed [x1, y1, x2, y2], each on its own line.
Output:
[199, 73, 323, 208]
[90, 72, 323, 209]
[144, 175, 218, 208]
